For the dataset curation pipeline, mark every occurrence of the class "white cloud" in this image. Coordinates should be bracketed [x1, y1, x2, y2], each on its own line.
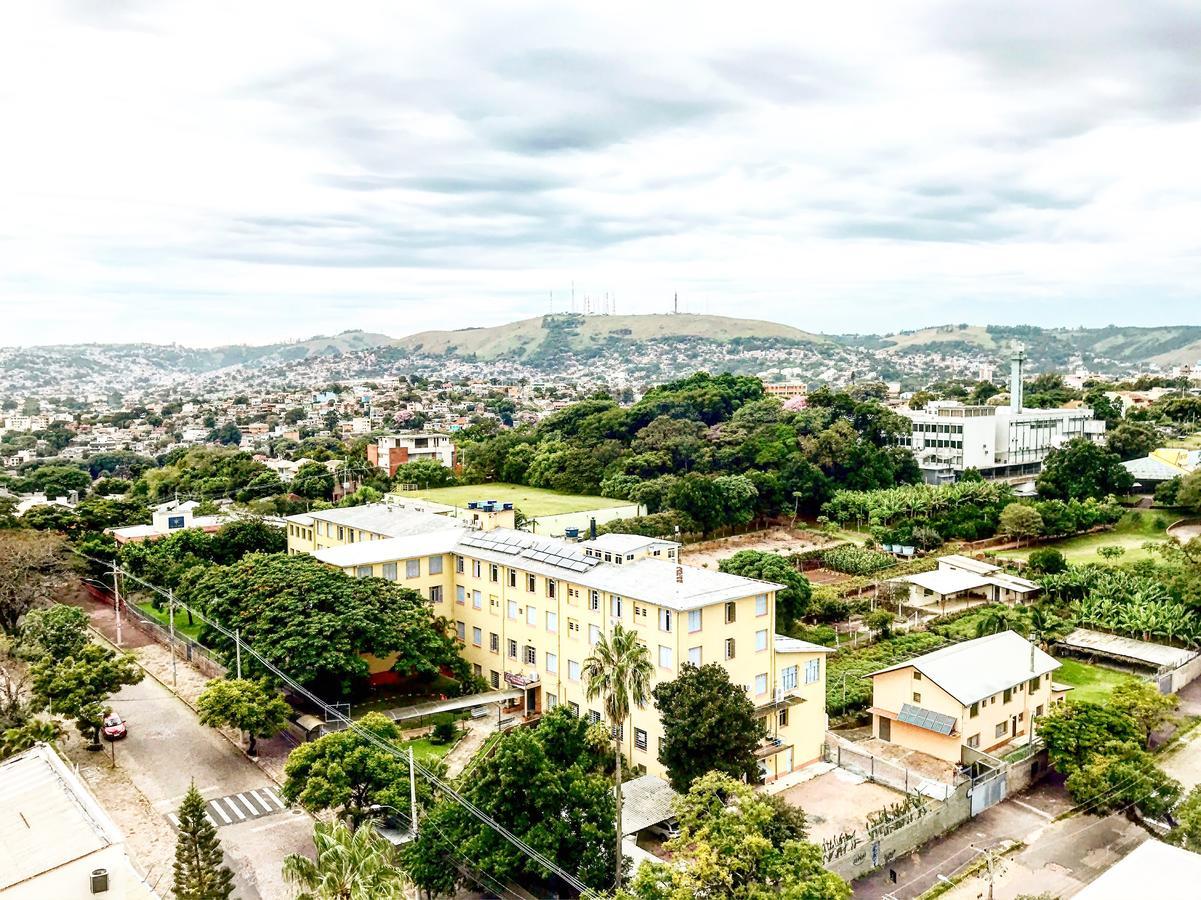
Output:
[0, 0, 1199, 345]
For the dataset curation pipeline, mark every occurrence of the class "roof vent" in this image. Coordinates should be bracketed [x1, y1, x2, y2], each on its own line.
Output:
[675, 566, 684, 583]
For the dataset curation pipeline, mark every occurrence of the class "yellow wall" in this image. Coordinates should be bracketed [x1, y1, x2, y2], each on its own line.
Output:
[871, 664, 1059, 763]
[286, 524, 828, 781]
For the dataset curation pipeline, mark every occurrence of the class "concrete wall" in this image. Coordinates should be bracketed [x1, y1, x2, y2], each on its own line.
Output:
[525, 504, 644, 537]
[1162, 654, 1201, 694]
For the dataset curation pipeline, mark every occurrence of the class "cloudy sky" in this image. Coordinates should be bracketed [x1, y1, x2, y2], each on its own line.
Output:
[2, 1, 1199, 347]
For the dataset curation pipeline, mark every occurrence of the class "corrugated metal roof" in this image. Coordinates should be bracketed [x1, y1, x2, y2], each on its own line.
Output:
[620, 774, 679, 836]
[774, 634, 835, 654]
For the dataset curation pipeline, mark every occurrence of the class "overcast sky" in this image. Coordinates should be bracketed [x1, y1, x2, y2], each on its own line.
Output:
[2, 1, 1199, 347]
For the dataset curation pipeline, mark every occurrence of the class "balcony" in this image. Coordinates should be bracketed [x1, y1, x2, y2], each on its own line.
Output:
[755, 687, 805, 712]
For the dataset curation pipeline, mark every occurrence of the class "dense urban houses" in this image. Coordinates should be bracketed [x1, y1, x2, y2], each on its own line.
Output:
[285, 500, 831, 782]
[899, 347, 1108, 483]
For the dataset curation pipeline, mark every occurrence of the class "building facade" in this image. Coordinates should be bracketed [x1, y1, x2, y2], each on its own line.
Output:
[367, 432, 456, 477]
[285, 503, 831, 782]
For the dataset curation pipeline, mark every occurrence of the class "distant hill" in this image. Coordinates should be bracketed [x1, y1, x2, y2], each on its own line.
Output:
[836, 324, 1201, 368]
[394, 313, 829, 362]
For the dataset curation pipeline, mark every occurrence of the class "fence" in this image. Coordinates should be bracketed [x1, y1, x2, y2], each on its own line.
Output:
[824, 733, 928, 795]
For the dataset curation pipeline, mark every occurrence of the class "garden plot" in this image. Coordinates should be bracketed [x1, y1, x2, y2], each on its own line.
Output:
[679, 527, 836, 569]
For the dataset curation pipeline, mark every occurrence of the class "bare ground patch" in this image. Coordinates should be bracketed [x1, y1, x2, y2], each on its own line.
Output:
[680, 527, 839, 570]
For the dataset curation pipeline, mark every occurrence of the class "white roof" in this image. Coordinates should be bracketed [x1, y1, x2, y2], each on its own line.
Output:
[581, 556, 782, 612]
[0, 744, 122, 891]
[1059, 628, 1198, 670]
[774, 634, 835, 655]
[1075, 840, 1201, 899]
[620, 774, 679, 835]
[938, 554, 999, 576]
[315, 529, 466, 567]
[1122, 456, 1188, 481]
[899, 569, 993, 595]
[870, 631, 1060, 706]
[580, 533, 677, 555]
[298, 503, 454, 537]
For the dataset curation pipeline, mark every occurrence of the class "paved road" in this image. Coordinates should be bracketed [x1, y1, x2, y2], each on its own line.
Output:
[109, 675, 313, 900]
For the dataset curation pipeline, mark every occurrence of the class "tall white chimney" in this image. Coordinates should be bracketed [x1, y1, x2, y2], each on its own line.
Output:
[1009, 344, 1025, 412]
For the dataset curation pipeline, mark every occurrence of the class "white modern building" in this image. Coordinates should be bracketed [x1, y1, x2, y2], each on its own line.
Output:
[899, 347, 1106, 483]
[367, 432, 457, 477]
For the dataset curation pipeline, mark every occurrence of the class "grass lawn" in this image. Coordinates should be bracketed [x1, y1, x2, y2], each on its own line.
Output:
[401, 735, 456, 765]
[1053, 658, 1139, 703]
[996, 510, 1173, 566]
[398, 483, 630, 517]
[135, 599, 205, 642]
[1170, 432, 1201, 450]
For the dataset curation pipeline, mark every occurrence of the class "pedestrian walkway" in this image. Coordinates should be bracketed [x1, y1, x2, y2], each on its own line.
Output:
[168, 786, 288, 829]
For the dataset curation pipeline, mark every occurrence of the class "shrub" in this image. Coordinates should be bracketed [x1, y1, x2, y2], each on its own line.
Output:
[1027, 547, 1067, 575]
[821, 545, 894, 576]
[430, 721, 458, 745]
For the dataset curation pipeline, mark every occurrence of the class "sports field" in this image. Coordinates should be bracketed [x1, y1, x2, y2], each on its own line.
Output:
[996, 511, 1173, 565]
[399, 483, 631, 517]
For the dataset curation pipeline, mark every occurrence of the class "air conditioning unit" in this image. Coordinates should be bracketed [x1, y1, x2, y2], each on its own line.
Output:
[91, 868, 109, 894]
[774, 688, 786, 704]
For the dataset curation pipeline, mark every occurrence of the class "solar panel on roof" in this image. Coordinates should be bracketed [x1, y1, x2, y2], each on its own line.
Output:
[898, 703, 956, 736]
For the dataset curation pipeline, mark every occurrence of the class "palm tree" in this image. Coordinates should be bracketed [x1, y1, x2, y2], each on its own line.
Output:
[582, 623, 653, 891]
[974, 605, 1025, 638]
[282, 819, 407, 900]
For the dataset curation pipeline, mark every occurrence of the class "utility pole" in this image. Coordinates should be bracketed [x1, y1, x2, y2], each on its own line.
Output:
[971, 844, 995, 900]
[111, 559, 123, 647]
[168, 588, 178, 692]
[408, 746, 418, 838]
[236, 629, 242, 680]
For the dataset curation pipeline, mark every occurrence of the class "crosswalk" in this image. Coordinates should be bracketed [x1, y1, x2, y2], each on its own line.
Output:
[168, 786, 289, 829]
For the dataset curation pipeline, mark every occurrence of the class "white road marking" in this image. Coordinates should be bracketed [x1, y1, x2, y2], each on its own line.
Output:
[204, 813, 217, 827]
[250, 815, 305, 833]
[262, 787, 285, 808]
[209, 802, 232, 825]
[1007, 797, 1054, 820]
[249, 789, 273, 813]
[235, 793, 259, 816]
[222, 797, 247, 821]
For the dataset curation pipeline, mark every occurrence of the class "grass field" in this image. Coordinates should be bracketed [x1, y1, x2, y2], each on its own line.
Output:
[399, 483, 631, 517]
[401, 735, 457, 765]
[135, 600, 205, 641]
[1053, 658, 1139, 703]
[996, 511, 1173, 566]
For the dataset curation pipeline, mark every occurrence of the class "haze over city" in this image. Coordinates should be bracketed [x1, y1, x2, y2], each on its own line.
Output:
[3, 0, 1201, 345]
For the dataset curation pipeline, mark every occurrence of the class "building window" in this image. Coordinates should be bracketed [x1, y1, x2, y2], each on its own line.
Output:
[456, 585, 466, 604]
[356, 565, 372, 578]
[688, 609, 702, 633]
[755, 629, 768, 652]
[507, 639, 517, 659]
[508, 569, 517, 588]
[507, 600, 518, 620]
[338, 526, 345, 541]
[546, 693, 558, 710]
[524, 645, 536, 665]
[1029, 675, 1041, 691]
[914, 671, 922, 681]
[913, 692, 922, 703]
[589, 590, 599, 611]
[967, 734, 980, 749]
[755, 594, 767, 616]
[970, 702, 979, 718]
[490, 564, 499, 583]
[547, 611, 558, 632]
[568, 618, 579, 636]
[526, 574, 536, 593]
[1003, 688, 1013, 703]
[569, 701, 580, 716]
[725, 602, 737, 624]
[429, 585, 443, 603]
[382, 562, 398, 581]
[546, 652, 558, 674]
[589, 624, 601, 646]
[659, 609, 673, 632]
[688, 646, 702, 666]
[472, 560, 482, 578]
[588, 709, 601, 725]
[455, 621, 465, 641]
[428, 555, 443, 575]
[805, 659, 821, 684]
[778, 707, 789, 727]
[489, 632, 499, 652]
[634, 728, 648, 751]
[755, 673, 768, 695]
[456, 555, 464, 574]
[527, 605, 537, 626]
[611, 596, 623, 618]
[725, 637, 736, 659]
[473, 590, 482, 609]
[774, 666, 794, 693]
[547, 580, 556, 599]
[568, 659, 581, 681]
[406, 559, 420, 579]
[490, 670, 500, 689]
[659, 645, 673, 669]
[1036, 704, 1044, 717]
[995, 721, 1008, 738]
[472, 627, 482, 646]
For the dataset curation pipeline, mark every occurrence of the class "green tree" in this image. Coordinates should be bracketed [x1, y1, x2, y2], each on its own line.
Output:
[622, 772, 850, 900]
[209, 422, 243, 446]
[18, 604, 89, 659]
[391, 458, 455, 488]
[180, 553, 463, 695]
[583, 623, 653, 890]
[294, 461, 335, 500]
[283, 818, 407, 900]
[1027, 547, 1067, 575]
[718, 550, 813, 628]
[653, 663, 765, 793]
[974, 606, 1025, 638]
[173, 783, 235, 900]
[998, 503, 1044, 546]
[865, 609, 895, 639]
[30, 643, 143, 745]
[282, 713, 412, 826]
[21, 465, 92, 498]
[1064, 741, 1180, 819]
[1109, 680, 1178, 748]
[1105, 420, 1160, 461]
[0, 530, 71, 634]
[1038, 700, 1140, 775]
[1036, 438, 1134, 501]
[197, 678, 292, 757]
[1170, 784, 1201, 851]
[1178, 471, 1201, 514]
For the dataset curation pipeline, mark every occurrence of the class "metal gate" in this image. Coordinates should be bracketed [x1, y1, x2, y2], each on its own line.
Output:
[970, 768, 1007, 816]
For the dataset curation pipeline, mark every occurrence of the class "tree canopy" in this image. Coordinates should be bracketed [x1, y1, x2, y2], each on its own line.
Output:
[1036, 438, 1134, 501]
[718, 550, 812, 629]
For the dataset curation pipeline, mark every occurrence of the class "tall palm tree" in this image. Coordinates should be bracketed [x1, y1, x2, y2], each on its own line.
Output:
[282, 819, 407, 900]
[974, 605, 1024, 638]
[582, 623, 653, 891]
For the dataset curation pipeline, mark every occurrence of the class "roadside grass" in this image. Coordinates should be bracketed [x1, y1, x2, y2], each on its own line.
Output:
[134, 599, 205, 642]
[396, 482, 630, 517]
[1053, 658, 1139, 704]
[996, 510, 1173, 566]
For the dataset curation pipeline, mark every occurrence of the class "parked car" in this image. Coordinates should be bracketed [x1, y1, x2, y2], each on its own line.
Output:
[102, 713, 127, 740]
[647, 817, 680, 841]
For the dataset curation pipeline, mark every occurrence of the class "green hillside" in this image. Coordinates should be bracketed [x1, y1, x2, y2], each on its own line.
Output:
[394, 313, 829, 362]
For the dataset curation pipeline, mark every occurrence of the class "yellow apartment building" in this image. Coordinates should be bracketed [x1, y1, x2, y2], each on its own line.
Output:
[868, 631, 1066, 763]
[285, 501, 832, 782]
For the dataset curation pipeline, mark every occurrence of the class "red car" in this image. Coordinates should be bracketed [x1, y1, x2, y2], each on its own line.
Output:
[102, 713, 127, 740]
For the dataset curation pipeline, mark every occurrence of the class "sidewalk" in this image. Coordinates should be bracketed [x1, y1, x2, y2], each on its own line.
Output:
[445, 715, 498, 778]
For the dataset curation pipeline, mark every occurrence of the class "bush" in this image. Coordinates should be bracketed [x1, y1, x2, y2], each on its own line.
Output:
[826, 633, 949, 717]
[430, 721, 458, 745]
[1027, 547, 1067, 575]
[821, 545, 894, 576]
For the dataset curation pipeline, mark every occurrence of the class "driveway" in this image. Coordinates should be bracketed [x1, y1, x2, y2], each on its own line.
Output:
[106, 673, 314, 899]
